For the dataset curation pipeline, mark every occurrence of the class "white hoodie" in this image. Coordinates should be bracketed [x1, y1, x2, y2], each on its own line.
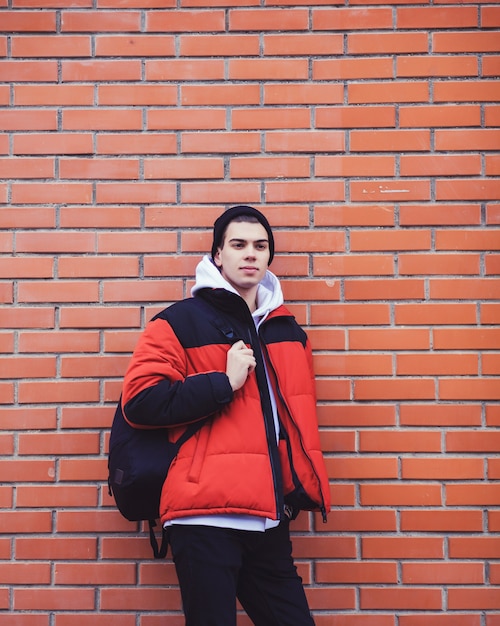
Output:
[165, 256, 285, 531]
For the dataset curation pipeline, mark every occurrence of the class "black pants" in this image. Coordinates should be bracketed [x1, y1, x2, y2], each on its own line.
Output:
[168, 521, 315, 626]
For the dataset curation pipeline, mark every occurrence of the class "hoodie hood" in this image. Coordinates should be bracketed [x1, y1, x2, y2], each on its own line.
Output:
[191, 255, 284, 322]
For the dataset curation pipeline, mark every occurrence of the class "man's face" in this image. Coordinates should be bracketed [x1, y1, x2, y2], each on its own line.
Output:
[214, 220, 271, 297]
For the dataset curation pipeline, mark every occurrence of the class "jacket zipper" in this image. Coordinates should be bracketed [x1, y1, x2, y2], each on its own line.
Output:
[246, 323, 284, 522]
[261, 340, 328, 523]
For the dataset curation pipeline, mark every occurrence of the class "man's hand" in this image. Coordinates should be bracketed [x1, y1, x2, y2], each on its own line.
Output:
[226, 340, 256, 391]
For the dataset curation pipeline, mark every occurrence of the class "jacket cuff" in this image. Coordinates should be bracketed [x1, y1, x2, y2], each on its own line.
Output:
[208, 371, 234, 405]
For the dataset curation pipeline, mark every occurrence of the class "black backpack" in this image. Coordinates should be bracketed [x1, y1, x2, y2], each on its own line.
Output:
[107, 399, 204, 558]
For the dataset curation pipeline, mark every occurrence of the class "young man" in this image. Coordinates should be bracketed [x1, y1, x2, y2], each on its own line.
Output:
[121, 205, 331, 626]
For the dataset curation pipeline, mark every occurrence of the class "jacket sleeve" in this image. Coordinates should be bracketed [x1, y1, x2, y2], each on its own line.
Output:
[121, 317, 234, 428]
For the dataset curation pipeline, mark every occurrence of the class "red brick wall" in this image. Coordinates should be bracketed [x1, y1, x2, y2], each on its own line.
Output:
[1, 2, 499, 624]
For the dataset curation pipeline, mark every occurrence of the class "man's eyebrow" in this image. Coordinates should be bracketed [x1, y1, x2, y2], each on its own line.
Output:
[228, 237, 269, 244]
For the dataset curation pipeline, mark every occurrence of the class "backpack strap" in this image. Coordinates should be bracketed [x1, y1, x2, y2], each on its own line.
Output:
[148, 419, 206, 559]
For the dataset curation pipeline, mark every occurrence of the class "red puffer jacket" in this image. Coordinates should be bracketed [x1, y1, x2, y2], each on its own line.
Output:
[121, 289, 330, 525]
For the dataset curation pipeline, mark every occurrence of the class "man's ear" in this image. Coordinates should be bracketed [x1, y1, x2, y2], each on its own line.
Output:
[214, 248, 222, 267]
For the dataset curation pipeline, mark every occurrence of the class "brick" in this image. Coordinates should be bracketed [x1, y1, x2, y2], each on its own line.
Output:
[0, 11, 56, 31]
[433, 31, 500, 53]
[402, 561, 484, 584]
[17, 232, 95, 254]
[18, 381, 99, 404]
[401, 510, 484, 533]
[11, 35, 91, 57]
[440, 378, 500, 401]
[97, 133, 176, 155]
[149, 9, 225, 31]
[230, 58, 308, 80]
[397, 7, 478, 29]
[180, 34, 259, 57]
[447, 431, 500, 453]
[181, 181, 260, 204]
[399, 353, 478, 375]
[307, 328, 346, 350]
[14, 85, 94, 106]
[149, 108, 226, 130]
[182, 132, 261, 154]
[430, 278, 500, 300]
[61, 10, 141, 32]
[14, 133, 93, 155]
[101, 587, 182, 611]
[0, 257, 53, 279]
[16, 485, 97, 509]
[348, 33, 428, 54]
[360, 430, 441, 453]
[18, 433, 99, 456]
[98, 85, 176, 106]
[266, 131, 344, 153]
[59, 307, 140, 329]
[182, 84, 260, 106]
[316, 156, 395, 177]
[18, 331, 99, 354]
[12, 182, 92, 204]
[345, 278, 425, 301]
[482, 303, 500, 324]
[314, 7, 393, 30]
[14, 587, 96, 611]
[266, 180, 345, 203]
[264, 83, 344, 105]
[360, 587, 442, 610]
[146, 59, 225, 81]
[0, 110, 57, 131]
[95, 35, 175, 57]
[59, 459, 107, 482]
[316, 561, 397, 584]
[448, 588, 500, 610]
[435, 328, 500, 349]
[0, 307, 54, 329]
[232, 108, 311, 130]
[349, 328, 430, 350]
[399, 204, 481, 226]
[355, 378, 435, 401]
[54, 562, 136, 585]
[349, 82, 429, 104]
[60, 157, 139, 180]
[265, 34, 344, 56]
[18, 280, 98, 304]
[0, 460, 53, 484]
[146, 157, 223, 180]
[96, 183, 177, 204]
[316, 106, 396, 128]
[62, 60, 141, 82]
[0, 561, 51, 584]
[58, 256, 139, 279]
[400, 404, 480, 427]
[483, 57, 500, 78]
[230, 156, 309, 179]
[447, 484, 500, 506]
[397, 56, 478, 78]
[314, 205, 394, 228]
[315, 354, 392, 376]
[434, 80, 499, 102]
[401, 155, 481, 177]
[328, 457, 398, 480]
[399, 253, 481, 275]
[362, 537, 444, 559]
[0, 60, 58, 82]
[0, 356, 56, 379]
[435, 129, 500, 151]
[321, 509, 397, 532]
[314, 254, 394, 276]
[103, 280, 183, 303]
[402, 457, 485, 480]
[229, 8, 308, 31]
[143, 255, 199, 278]
[63, 109, 142, 131]
[60, 207, 141, 228]
[55, 616, 136, 626]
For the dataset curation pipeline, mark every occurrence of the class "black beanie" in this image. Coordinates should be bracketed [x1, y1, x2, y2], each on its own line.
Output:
[211, 205, 275, 265]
